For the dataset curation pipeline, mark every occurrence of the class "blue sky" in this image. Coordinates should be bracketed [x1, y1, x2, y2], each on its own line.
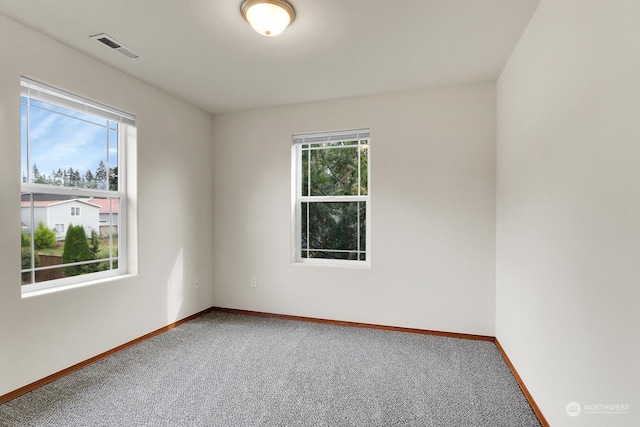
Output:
[21, 98, 118, 183]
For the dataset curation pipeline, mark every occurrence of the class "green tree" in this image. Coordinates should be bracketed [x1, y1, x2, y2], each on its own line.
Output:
[21, 231, 31, 248]
[89, 229, 100, 260]
[52, 168, 64, 185]
[95, 161, 107, 189]
[33, 221, 56, 250]
[84, 170, 96, 189]
[21, 248, 40, 283]
[21, 231, 39, 284]
[62, 225, 93, 276]
[32, 164, 49, 184]
[67, 167, 81, 187]
[109, 166, 118, 191]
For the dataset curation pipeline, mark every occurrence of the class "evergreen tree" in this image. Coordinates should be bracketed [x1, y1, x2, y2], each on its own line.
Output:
[62, 225, 93, 276]
[89, 229, 100, 260]
[52, 168, 64, 185]
[95, 161, 107, 189]
[109, 166, 118, 191]
[67, 167, 81, 187]
[32, 164, 48, 184]
[84, 170, 96, 189]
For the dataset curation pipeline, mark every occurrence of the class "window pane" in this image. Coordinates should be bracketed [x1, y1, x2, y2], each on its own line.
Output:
[301, 202, 308, 250]
[306, 250, 360, 260]
[21, 207, 35, 285]
[309, 140, 359, 149]
[20, 97, 118, 190]
[359, 202, 366, 259]
[302, 147, 309, 197]
[108, 126, 119, 191]
[309, 146, 359, 196]
[21, 102, 28, 183]
[20, 193, 120, 286]
[360, 145, 368, 196]
[307, 202, 359, 252]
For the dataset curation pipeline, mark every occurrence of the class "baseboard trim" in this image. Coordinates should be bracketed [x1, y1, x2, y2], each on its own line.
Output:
[0, 307, 214, 405]
[495, 339, 549, 427]
[212, 306, 495, 341]
[1, 305, 548, 427]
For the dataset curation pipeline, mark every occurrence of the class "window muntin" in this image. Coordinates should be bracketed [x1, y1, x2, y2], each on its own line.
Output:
[20, 78, 133, 292]
[294, 129, 370, 265]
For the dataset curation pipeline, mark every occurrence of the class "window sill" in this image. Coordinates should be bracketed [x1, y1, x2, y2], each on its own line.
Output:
[21, 273, 137, 299]
[291, 260, 371, 269]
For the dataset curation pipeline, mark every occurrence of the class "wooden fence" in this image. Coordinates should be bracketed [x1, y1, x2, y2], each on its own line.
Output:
[36, 254, 65, 282]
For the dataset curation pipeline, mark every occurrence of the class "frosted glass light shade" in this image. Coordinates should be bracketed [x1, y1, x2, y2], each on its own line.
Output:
[241, 0, 295, 36]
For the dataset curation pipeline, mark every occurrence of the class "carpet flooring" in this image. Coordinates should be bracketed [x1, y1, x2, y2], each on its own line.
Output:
[0, 311, 541, 426]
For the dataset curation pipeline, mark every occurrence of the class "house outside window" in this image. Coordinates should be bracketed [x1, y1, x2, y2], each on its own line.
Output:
[20, 77, 134, 292]
[292, 129, 370, 265]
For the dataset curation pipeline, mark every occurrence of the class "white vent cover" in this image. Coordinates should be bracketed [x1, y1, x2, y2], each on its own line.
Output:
[90, 33, 139, 59]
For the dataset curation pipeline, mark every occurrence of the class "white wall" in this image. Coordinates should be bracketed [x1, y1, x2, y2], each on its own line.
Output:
[0, 14, 215, 396]
[497, 1, 640, 426]
[211, 83, 496, 336]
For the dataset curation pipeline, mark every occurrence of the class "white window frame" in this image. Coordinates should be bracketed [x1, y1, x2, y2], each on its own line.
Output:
[20, 77, 134, 293]
[292, 129, 371, 267]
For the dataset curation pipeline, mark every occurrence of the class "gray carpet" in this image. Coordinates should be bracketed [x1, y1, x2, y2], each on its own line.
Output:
[0, 311, 541, 426]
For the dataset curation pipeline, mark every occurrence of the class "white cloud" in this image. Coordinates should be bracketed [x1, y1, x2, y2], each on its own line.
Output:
[28, 110, 109, 177]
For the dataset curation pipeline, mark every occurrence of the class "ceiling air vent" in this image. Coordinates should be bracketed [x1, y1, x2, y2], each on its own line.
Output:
[90, 33, 139, 59]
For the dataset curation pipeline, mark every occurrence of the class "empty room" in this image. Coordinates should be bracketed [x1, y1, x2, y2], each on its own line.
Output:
[0, 1, 637, 426]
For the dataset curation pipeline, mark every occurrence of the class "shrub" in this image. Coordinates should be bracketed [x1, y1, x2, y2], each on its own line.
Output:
[21, 247, 40, 284]
[34, 221, 56, 250]
[21, 231, 31, 248]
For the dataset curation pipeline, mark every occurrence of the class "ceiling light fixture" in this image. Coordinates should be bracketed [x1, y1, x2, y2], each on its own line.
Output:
[241, 0, 296, 37]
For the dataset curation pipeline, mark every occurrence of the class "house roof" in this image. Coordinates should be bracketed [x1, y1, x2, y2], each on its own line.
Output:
[20, 199, 102, 209]
[87, 198, 120, 214]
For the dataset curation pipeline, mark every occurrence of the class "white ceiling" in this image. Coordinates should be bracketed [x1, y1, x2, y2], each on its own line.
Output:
[0, 0, 540, 115]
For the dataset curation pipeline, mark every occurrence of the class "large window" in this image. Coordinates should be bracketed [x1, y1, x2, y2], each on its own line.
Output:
[293, 129, 370, 265]
[20, 77, 134, 292]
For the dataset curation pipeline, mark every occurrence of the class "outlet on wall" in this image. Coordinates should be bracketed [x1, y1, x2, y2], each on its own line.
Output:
[250, 277, 257, 288]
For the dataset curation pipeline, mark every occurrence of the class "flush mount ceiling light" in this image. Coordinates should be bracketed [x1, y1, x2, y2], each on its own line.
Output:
[241, 0, 296, 37]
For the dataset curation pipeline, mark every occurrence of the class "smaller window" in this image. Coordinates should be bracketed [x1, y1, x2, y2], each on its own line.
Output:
[293, 129, 370, 265]
[54, 224, 65, 233]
